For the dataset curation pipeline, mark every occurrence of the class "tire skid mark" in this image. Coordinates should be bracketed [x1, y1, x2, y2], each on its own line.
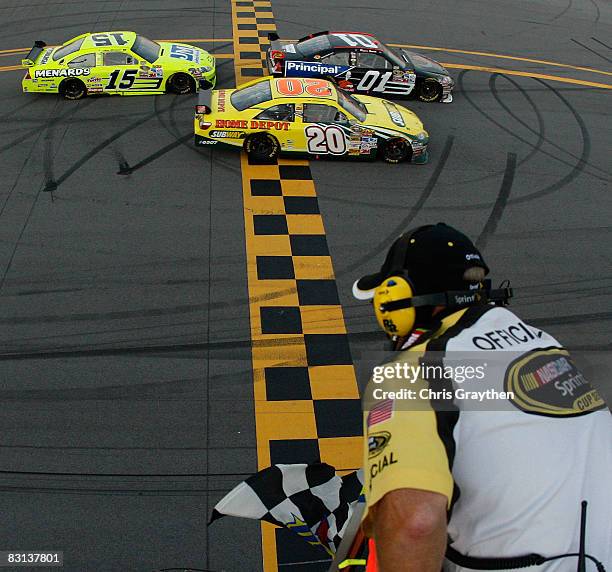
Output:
[0, 99, 97, 290]
[0, 98, 39, 121]
[42, 115, 57, 193]
[336, 134, 455, 276]
[591, 37, 610, 51]
[2, 311, 611, 363]
[551, 0, 573, 21]
[458, 70, 606, 183]
[117, 134, 191, 175]
[475, 152, 517, 250]
[588, 2, 601, 24]
[0, 302, 210, 326]
[43, 98, 181, 193]
[509, 77, 595, 205]
[0, 98, 96, 155]
[490, 73, 610, 177]
[571, 38, 612, 64]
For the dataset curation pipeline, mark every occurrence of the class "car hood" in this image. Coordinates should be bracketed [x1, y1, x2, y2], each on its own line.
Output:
[156, 42, 215, 69]
[356, 95, 426, 136]
[400, 49, 448, 76]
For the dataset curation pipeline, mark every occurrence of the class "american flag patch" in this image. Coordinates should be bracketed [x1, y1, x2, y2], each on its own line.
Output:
[367, 399, 394, 426]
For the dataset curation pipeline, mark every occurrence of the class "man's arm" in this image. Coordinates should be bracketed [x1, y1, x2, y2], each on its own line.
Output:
[365, 488, 448, 572]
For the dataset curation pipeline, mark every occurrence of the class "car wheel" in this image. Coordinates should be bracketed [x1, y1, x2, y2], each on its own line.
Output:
[61, 78, 87, 100]
[168, 72, 195, 95]
[382, 138, 411, 164]
[245, 133, 280, 164]
[418, 78, 442, 102]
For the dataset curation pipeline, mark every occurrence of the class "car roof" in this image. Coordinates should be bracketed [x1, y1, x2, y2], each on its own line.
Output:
[268, 77, 338, 102]
[76, 31, 137, 51]
[297, 31, 383, 52]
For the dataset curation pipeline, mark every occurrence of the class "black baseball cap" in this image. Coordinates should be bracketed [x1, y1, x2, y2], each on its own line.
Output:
[352, 223, 489, 300]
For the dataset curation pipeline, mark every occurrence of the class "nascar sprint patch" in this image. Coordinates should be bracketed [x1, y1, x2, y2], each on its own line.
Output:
[504, 348, 605, 417]
[368, 431, 391, 459]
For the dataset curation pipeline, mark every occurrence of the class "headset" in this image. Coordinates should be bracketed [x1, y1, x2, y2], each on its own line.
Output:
[372, 228, 513, 338]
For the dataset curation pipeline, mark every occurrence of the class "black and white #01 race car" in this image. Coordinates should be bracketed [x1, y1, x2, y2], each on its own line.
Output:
[267, 31, 454, 103]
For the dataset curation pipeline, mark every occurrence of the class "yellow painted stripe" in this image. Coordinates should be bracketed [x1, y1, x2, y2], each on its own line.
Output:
[388, 43, 612, 78]
[0, 38, 233, 56]
[4, 59, 610, 90]
[155, 37, 233, 43]
[441, 62, 612, 89]
[4, 37, 610, 76]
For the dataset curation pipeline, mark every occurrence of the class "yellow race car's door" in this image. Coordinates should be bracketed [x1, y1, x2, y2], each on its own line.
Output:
[301, 102, 350, 157]
[252, 102, 301, 154]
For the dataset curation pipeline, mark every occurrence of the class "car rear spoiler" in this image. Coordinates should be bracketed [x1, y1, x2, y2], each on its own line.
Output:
[196, 89, 213, 114]
[22, 41, 47, 67]
[267, 32, 284, 53]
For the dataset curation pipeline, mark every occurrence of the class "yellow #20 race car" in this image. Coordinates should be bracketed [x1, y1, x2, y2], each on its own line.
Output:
[22, 31, 216, 99]
[194, 77, 428, 164]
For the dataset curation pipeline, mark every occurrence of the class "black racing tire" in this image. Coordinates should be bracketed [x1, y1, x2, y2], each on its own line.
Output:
[167, 72, 195, 95]
[417, 78, 443, 102]
[60, 78, 87, 100]
[382, 138, 411, 164]
[244, 133, 280, 164]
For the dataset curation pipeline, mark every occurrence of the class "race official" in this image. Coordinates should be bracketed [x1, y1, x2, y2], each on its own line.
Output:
[353, 223, 611, 572]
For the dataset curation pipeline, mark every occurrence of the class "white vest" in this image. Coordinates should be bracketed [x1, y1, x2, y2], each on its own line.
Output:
[443, 307, 611, 571]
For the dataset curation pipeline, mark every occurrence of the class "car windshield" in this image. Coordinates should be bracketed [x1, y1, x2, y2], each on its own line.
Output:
[132, 35, 161, 63]
[336, 88, 367, 122]
[52, 37, 85, 61]
[230, 80, 273, 111]
[378, 42, 404, 67]
[297, 35, 331, 57]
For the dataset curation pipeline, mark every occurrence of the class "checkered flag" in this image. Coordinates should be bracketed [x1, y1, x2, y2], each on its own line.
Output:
[209, 463, 364, 556]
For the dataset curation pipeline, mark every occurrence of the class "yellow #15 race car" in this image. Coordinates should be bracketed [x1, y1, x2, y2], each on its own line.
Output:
[22, 31, 216, 99]
[194, 77, 428, 164]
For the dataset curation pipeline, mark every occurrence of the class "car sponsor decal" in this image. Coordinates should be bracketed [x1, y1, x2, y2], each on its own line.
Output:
[347, 129, 377, 156]
[214, 119, 290, 131]
[169, 44, 201, 63]
[209, 130, 244, 139]
[139, 65, 163, 78]
[285, 60, 352, 78]
[40, 48, 53, 65]
[392, 69, 416, 84]
[34, 68, 91, 78]
[217, 90, 227, 112]
[383, 101, 405, 127]
[504, 348, 606, 417]
[283, 43, 296, 53]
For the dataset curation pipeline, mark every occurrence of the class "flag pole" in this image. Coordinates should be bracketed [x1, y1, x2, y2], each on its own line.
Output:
[328, 500, 367, 571]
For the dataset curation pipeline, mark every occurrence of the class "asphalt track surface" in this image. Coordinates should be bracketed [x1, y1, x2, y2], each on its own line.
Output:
[0, 1, 610, 571]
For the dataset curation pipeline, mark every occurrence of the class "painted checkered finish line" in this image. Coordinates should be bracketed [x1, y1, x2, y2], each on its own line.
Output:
[230, 1, 363, 570]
